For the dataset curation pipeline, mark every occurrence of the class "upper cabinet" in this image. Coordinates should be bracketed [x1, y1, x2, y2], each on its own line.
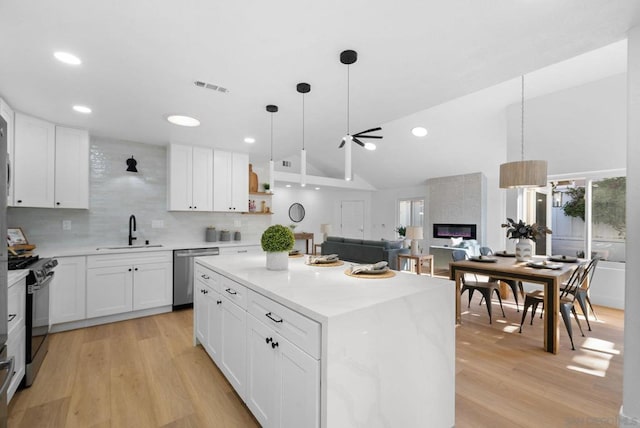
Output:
[13, 113, 89, 209]
[167, 143, 213, 211]
[1, 98, 15, 206]
[213, 150, 248, 212]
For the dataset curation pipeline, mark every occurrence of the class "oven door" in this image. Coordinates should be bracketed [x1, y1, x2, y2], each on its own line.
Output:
[29, 272, 52, 361]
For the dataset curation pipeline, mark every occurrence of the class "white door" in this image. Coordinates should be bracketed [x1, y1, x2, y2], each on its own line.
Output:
[207, 291, 223, 365]
[246, 315, 278, 427]
[86, 266, 134, 318]
[220, 298, 247, 398]
[191, 146, 213, 211]
[54, 126, 89, 208]
[231, 152, 249, 212]
[51, 256, 87, 324]
[341, 200, 364, 238]
[213, 150, 232, 211]
[132, 262, 172, 310]
[168, 144, 193, 210]
[194, 280, 209, 346]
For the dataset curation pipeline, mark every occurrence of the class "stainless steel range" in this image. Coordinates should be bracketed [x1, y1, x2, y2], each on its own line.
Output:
[8, 255, 57, 387]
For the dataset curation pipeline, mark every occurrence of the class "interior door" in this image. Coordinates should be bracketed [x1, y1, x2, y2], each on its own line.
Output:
[340, 200, 364, 238]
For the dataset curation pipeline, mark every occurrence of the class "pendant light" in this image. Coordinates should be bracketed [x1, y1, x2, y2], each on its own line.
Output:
[297, 82, 310, 187]
[266, 104, 278, 191]
[499, 75, 547, 188]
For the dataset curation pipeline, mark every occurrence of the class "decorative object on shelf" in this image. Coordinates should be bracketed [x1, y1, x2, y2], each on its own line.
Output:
[288, 202, 305, 222]
[405, 226, 423, 256]
[266, 105, 278, 191]
[219, 230, 231, 241]
[499, 75, 547, 188]
[263, 182, 271, 193]
[261, 224, 295, 271]
[320, 223, 332, 241]
[337, 49, 383, 181]
[205, 226, 217, 242]
[126, 156, 138, 173]
[249, 199, 256, 212]
[501, 218, 551, 261]
[297, 82, 310, 187]
[249, 163, 258, 193]
[260, 200, 266, 213]
[234, 231, 241, 241]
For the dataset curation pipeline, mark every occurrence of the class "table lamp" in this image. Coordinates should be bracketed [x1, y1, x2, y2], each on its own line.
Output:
[405, 226, 423, 256]
[320, 224, 332, 241]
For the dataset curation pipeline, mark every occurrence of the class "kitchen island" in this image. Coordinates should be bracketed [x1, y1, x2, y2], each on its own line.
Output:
[194, 254, 455, 428]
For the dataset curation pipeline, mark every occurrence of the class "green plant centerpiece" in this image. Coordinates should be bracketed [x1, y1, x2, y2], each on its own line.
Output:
[395, 225, 406, 238]
[502, 218, 551, 261]
[261, 224, 295, 270]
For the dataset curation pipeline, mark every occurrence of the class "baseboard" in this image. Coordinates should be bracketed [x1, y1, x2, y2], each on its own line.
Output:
[619, 406, 640, 426]
[51, 306, 172, 333]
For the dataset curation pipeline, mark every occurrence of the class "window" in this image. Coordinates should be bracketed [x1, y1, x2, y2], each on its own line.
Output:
[398, 198, 424, 228]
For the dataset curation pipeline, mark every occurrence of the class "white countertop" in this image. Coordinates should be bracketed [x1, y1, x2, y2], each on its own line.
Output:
[8, 270, 29, 286]
[35, 240, 260, 258]
[196, 254, 452, 322]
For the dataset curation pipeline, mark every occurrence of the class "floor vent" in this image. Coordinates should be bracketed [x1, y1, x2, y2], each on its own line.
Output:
[194, 80, 229, 94]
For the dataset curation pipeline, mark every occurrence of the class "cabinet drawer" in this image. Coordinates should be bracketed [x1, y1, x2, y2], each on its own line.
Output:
[8, 280, 26, 337]
[218, 275, 247, 310]
[247, 290, 320, 359]
[194, 264, 223, 293]
[218, 245, 261, 256]
[7, 324, 26, 403]
[87, 250, 172, 268]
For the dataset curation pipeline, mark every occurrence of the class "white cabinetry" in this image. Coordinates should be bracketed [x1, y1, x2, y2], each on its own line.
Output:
[213, 150, 248, 212]
[51, 256, 87, 324]
[87, 251, 172, 318]
[1, 98, 15, 205]
[168, 144, 213, 211]
[13, 113, 89, 208]
[7, 275, 26, 403]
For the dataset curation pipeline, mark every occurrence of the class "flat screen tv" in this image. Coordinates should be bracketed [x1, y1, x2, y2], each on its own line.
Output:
[433, 223, 477, 240]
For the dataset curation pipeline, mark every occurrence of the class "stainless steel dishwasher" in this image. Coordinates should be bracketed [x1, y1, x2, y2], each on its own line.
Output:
[173, 248, 219, 309]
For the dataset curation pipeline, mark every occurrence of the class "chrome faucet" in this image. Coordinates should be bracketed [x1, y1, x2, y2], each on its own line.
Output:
[128, 214, 137, 246]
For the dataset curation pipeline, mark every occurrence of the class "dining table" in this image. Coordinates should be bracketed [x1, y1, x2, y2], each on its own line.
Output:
[449, 255, 581, 354]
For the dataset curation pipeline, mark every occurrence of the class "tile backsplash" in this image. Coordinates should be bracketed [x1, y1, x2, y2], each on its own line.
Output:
[7, 137, 270, 248]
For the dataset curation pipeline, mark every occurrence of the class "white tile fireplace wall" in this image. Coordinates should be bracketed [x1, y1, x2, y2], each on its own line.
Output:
[7, 137, 270, 248]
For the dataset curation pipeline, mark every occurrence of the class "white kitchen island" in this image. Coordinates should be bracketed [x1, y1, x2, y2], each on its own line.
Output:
[194, 254, 455, 428]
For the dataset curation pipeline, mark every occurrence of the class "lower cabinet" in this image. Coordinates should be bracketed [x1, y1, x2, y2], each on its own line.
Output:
[87, 265, 134, 318]
[7, 276, 26, 403]
[51, 256, 87, 324]
[194, 262, 320, 428]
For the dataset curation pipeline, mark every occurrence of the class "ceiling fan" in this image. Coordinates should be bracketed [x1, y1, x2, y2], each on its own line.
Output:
[337, 49, 383, 152]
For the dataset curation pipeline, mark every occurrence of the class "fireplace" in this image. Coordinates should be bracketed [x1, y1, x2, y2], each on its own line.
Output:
[432, 223, 477, 240]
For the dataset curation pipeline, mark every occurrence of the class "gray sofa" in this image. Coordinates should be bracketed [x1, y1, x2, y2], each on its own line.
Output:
[320, 236, 409, 270]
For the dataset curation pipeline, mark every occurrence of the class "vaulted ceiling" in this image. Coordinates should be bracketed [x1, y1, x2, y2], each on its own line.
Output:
[1, 1, 638, 189]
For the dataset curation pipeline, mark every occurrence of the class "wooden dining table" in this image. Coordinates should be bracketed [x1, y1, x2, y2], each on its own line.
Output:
[449, 256, 580, 354]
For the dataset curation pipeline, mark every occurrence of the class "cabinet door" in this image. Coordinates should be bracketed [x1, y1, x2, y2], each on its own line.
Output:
[231, 152, 249, 212]
[1, 98, 15, 206]
[168, 144, 193, 211]
[51, 256, 87, 324]
[54, 126, 89, 209]
[87, 266, 133, 318]
[246, 315, 278, 427]
[7, 324, 26, 403]
[132, 262, 172, 311]
[207, 291, 223, 365]
[13, 113, 55, 207]
[213, 150, 232, 211]
[275, 335, 320, 428]
[194, 280, 210, 346]
[220, 299, 246, 398]
[191, 146, 213, 211]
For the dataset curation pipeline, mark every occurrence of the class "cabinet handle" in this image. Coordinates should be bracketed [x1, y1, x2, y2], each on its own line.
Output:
[17, 200, 22, 204]
[134, 267, 138, 271]
[216, 300, 222, 305]
[225, 288, 237, 295]
[7, 314, 16, 322]
[265, 312, 283, 323]
[194, 206, 197, 209]
[56, 202, 60, 206]
[237, 250, 248, 253]
[265, 337, 272, 344]
[128, 268, 132, 272]
[271, 341, 279, 349]
[201, 274, 210, 280]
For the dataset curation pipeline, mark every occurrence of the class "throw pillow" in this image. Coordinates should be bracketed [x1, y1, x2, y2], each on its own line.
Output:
[451, 237, 463, 247]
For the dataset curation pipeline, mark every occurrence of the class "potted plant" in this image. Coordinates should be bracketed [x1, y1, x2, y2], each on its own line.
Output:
[395, 225, 409, 248]
[263, 182, 271, 193]
[261, 224, 295, 270]
[502, 218, 551, 261]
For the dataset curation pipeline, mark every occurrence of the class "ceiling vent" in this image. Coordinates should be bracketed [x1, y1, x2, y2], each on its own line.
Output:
[194, 80, 229, 94]
[282, 160, 291, 167]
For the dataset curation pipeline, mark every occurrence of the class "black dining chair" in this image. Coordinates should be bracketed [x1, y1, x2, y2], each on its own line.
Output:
[479, 246, 524, 312]
[452, 250, 505, 324]
[561, 257, 599, 331]
[519, 264, 586, 350]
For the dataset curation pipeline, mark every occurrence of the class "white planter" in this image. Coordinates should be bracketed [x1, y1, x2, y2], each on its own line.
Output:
[515, 239, 533, 262]
[266, 251, 289, 271]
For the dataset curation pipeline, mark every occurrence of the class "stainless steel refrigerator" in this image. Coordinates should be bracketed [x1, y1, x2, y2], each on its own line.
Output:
[0, 115, 14, 427]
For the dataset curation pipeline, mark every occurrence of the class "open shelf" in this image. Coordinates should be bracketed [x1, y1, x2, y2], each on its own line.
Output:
[249, 191, 273, 196]
[242, 212, 273, 215]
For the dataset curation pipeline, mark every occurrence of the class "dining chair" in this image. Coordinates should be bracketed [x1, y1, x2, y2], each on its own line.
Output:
[452, 250, 505, 324]
[479, 246, 525, 312]
[519, 264, 586, 350]
[561, 257, 599, 331]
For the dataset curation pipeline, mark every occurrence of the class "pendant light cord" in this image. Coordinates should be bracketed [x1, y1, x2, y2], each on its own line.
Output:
[302, 93, 305, 150]
[521, 75, 525, 161]
[347, 65, 350, 135]
[270, 114, 274, 161]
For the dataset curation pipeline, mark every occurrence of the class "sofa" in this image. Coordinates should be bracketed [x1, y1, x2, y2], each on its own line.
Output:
[321, 236, 409, 270]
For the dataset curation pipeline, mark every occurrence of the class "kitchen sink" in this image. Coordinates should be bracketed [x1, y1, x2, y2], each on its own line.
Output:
[96, 244, 164, 250]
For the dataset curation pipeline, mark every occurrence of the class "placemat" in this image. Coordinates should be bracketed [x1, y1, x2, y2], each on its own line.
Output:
[344, 269, 396, 279]
[306, 260, 344, 267]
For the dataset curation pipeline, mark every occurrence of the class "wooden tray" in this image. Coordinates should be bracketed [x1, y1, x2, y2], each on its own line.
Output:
[344, 269, 396, 279]
[306, 260, 344, 267]
[289, 253, 305, 258]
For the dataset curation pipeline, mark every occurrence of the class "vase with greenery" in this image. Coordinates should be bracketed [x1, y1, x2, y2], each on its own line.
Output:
[261, 224, 295, 270]
[263, 182, 271, 193]
[395, 226, 409, 248]
[502, 218, 551, 261]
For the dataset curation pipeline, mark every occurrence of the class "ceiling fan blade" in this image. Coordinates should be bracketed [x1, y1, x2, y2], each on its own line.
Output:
[338, 139, 345, 148]
[355, 135, 383, 139]
[353, 127, 382, 136]
[352, 137, 365, 147]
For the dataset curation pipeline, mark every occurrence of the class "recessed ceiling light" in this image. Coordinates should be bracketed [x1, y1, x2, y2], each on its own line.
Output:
[412, 127, 428, 137]
[54, 51, 82, 65]
[167, 115, 200, 127]
[286, 184, 292, 188]
[73, 105, 92, 114]
[300, 183, 306, 187]
[315, 187, 320, 190]
[364, 142, 376, 151]
[244, 137, 256, 144]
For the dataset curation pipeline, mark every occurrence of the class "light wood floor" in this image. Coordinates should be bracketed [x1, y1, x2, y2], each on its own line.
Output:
[8, 296, 624, 427]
